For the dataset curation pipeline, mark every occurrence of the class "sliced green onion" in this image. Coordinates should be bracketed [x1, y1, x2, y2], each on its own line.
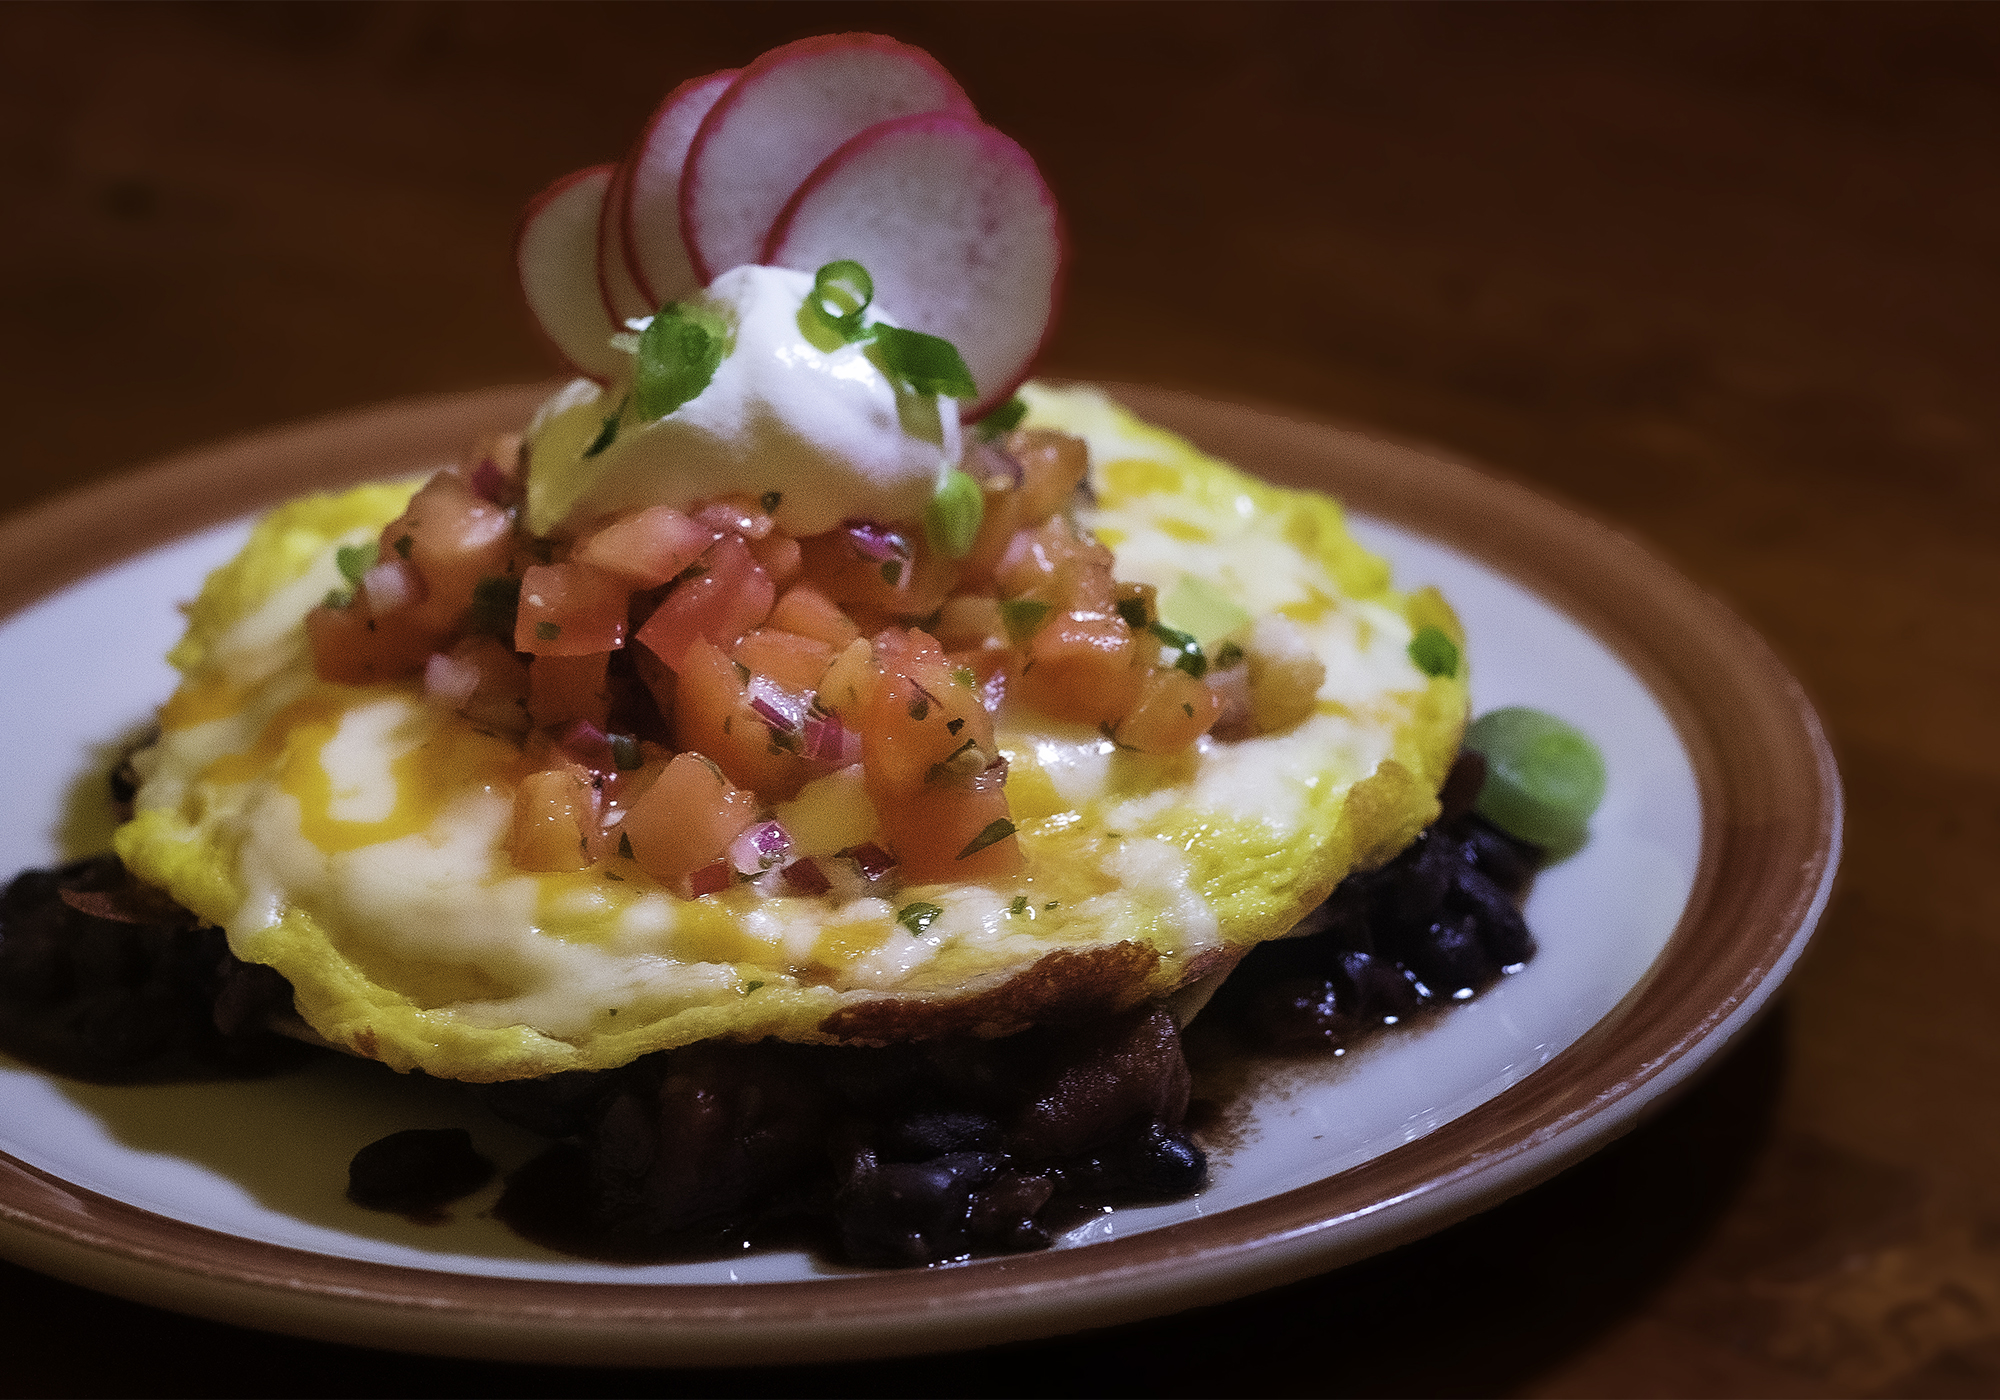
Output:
[635, 305, 725, 421]
[999, 598, 1051, 643]
[335, 541, 378, 588]
[582, 398, 626, 458]
[869, 325, 978, 401]
[974, 396, 1029, 441]
[924, 468, 985, 559]
[805, 260, 874, 343]
[897, 901, 944, 936]
[1409, 625, 1461, 679]
[1463, 707, 1607, 852]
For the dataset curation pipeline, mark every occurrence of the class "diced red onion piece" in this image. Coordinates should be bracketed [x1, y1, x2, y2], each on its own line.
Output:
[844, 841, 897, 882]
[469, 457, 509, 503]
[842, 521, 909, 563]
[423, 652, 480, 706]
[686, 859, 734, 897]
[965, 439, 1023, 490]
[747, 676, 809, 737]
[730, 820, 793, 874]
[556, 719, 615, 774]
[362, 559, 421, 612]
[781, 857, 832, 896]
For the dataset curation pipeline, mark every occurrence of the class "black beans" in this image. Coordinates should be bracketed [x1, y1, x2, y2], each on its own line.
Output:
[1207, 751, 1545, 1050]
[347, 1128, 493, 1215]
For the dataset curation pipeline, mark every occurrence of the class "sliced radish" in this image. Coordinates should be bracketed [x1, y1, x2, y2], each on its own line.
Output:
[622, 69, 736, 310]
[765, 112, 1064, 419]
[517, 165, 625, 382]
[596, 159, 654, 325]
[680, 34, 974, 283]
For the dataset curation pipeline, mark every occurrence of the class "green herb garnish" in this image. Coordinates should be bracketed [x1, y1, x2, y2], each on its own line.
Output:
[535, 620, 562, 642]
[924, 468, 985, 559]
[999, 598, 1051, 644]
[803, 260, 874, 343]
[957, 818, 1016, 860]
[869, 324, 978, 400]
[617, 832, 635, 860]
[635, 306, 726, 421]
[1408, 625, 1460, 679]
[1150, 621, 1207, 678]
[974, 396, 1029, 441]
[336, 541, 378, 588]
[608, 732, 642, 771]
[897, 901, 944, 936]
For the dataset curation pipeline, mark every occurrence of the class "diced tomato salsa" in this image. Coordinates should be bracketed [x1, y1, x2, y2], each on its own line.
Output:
[305, 428, 1249, 898]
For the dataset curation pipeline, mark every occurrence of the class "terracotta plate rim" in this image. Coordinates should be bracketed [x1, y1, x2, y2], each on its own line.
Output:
[0, 384, 1842, 1367]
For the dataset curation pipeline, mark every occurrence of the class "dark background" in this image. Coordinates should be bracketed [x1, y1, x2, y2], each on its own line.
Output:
[2, 4, 1997, 1394]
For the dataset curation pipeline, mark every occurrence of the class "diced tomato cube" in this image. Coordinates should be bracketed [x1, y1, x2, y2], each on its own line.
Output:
[633, 534, 775, 672]
[383, 472, 516, 634]
[1116, 667, 1225, 754]
[796, 526, 956, 628]
[734, 627, 834, 693]
[572, 505, 713, 586]
[747, 532, 803, 587]
[879, 760, 1021, 884]
[443, 635, 533, 736]
[619, 751, 761, 886]
[515, 561, 629, 657]
[306, 596, 445, 686]
[1011, 609, 1147, 727]
[507, 765, 596, 872]
[856, 628, 998, 797]
[768, 581, 861, 650]
[673, 636, 812, 799]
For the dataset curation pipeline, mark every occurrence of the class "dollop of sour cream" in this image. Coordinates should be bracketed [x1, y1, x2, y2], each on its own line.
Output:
[525, 264, 962, 537]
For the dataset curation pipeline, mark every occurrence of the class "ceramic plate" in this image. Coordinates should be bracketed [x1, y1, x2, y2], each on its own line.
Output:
[0, 384, 1840, 1366]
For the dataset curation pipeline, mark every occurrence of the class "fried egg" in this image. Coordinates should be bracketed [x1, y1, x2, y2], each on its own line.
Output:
[115, 386, 1467, 1082]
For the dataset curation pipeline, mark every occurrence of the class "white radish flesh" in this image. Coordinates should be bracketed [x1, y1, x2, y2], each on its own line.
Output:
[765, 112, 1063, 420]
[596, 160, 655, 326]
[680, 34, 973, 283]
[622, 69, 736, 310]
[517, 166, 626, 382]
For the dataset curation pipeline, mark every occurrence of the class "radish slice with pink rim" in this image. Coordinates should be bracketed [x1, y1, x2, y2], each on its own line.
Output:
[765, 112, 1064, 420]
[680, 34, 974, 283]
[517, 165, 625, 382]
[621, 68, 736, 310]
[596, 159, 655, 326]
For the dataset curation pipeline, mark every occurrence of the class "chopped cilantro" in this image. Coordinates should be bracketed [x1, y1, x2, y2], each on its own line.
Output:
[535, 620, 562, 642]
[743, 980, 765, 995]
[974, 395, 1029, 441]
[897, 901, 944, 936]
[1115, 596, 1151, 631]
[952, 665, 977, 689]
[880, 559, 904, 586]
[608, 732, 642, 770]
[617, 832, 634, 860]
[999, 597, 1051, 643]
[760, 490, 783, 513]
[957, 818, 1016, 860]
[1213, 641, 1246, 669]
[946, 717, 965, 736]
[392, 534, 413, 559]
[1008, 895, 1030, 917]
[582, 399, 626, 458]
[1150, 621, 1207, 678]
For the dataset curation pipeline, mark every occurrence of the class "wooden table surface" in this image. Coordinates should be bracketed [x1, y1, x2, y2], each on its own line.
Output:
[2, 5, 1995, 1395]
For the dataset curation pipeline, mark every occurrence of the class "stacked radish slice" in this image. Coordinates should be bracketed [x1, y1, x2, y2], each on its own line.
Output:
[516, 34, 1063, 420]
